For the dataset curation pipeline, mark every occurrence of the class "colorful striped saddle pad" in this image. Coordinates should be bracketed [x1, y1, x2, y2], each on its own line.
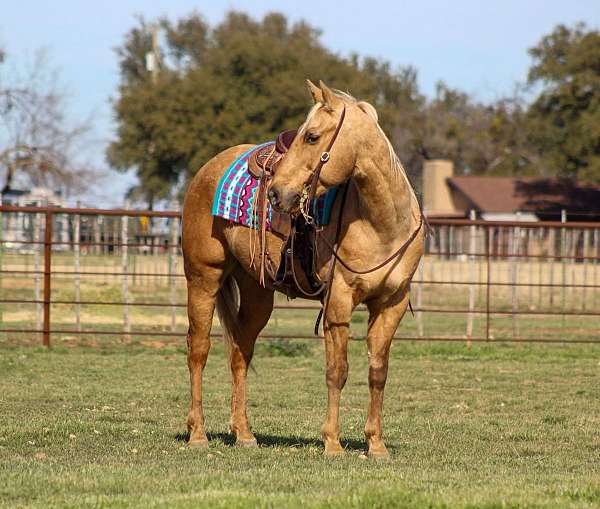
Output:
[212, 142, 338, 230]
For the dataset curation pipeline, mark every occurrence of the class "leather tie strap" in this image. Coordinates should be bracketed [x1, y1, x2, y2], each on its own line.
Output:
[302, 106, 347, 218]
[275, 102, 423, 334]
[284, 105, 348, 299]
[322, 212, 424, 275]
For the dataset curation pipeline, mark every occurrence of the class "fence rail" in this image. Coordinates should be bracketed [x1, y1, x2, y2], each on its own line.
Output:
[1, 205, 599, 346]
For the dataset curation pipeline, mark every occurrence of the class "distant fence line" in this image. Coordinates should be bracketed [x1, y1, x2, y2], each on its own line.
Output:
[0, 205, 599, 346]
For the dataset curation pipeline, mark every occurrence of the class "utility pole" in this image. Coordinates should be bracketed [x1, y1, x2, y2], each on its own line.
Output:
[144, 24, 161, 161]
[145, 25, 161, 83]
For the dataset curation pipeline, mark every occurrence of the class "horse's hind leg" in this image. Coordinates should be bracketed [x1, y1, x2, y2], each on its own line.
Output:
[186, 268, 223, 448]
[228, 271, 274, 446]
[364, 290, 410, 458]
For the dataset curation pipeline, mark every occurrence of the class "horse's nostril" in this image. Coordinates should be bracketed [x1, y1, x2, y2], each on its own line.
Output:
[268, 188, 279, 204]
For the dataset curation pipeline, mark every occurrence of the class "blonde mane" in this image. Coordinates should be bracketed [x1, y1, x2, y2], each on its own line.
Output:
[329, 90, 419, 207]
[300, 90, 408, 179]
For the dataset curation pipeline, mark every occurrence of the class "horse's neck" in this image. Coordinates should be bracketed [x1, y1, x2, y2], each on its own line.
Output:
[352, 141, 414, 242]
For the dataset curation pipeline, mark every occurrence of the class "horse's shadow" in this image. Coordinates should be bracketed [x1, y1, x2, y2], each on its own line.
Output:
[174, 431, 366, 451]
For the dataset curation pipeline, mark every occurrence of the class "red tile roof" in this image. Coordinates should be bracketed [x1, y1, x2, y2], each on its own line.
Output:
[447, 176, 600, 214]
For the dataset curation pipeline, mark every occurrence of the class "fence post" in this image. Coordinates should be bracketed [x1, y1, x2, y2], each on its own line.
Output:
[594, 228, 599, 309]
[466, 210, 476, 346]
[93, 216, 101, 255]
[122, 207, 130, 341]
[0, 196, 3, 328]
[74, 202, 81, 333]
[582, 229, 589, 311]
[112, 216, 119, 257]
[154, 237, 159, 286]
[102, 216, 107, 255]
[34, 213, 42, 340]
[416, 258, 424, 338]
[440, 225, 447, 281]
[538, 228, 544, 308]
[561, 210, 567, 330]
[42, 211, 53, 347]
[169, 202, 179, 333]
[569, 229, 577, 306]
[527, 229, 533, 308]
[449, 226, 455, 289]
[511, 214, 520, 339]
[485, 226, 491, 341]
[549, 227, 555, 306]
[429, 229, 436, 298]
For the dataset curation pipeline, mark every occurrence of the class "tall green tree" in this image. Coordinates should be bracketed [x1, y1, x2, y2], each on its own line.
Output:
[417, 82, 538, 177]
[527, 23, 600, 182]
[108, 11, 423, 205]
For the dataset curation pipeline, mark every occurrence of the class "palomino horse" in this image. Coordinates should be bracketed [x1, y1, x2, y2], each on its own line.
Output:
[182, 80, 424, 457]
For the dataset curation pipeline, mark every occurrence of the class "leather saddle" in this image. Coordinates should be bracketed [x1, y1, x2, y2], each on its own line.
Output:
[248, 129, 298, 179]
[246, 128, 324, 299]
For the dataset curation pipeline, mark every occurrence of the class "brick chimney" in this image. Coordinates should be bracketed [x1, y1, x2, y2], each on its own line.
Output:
[422, 159, 456, 216]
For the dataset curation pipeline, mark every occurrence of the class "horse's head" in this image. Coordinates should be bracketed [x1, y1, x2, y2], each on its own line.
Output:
[268, 80, 366, 214]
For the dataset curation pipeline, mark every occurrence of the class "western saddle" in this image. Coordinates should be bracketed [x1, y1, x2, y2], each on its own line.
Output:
[247, 129, 298, 179]
[246, 128, 326, 300]
[246, 111, 423, 333]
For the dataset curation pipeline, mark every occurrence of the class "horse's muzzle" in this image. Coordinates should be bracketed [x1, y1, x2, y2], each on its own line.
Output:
[268, 186, 300, 214]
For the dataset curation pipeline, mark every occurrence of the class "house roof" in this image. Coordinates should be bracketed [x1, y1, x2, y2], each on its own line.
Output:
[446, 176, 600, 215]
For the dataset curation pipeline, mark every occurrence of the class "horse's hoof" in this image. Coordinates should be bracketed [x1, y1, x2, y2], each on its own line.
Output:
[367, 448, 390, 459]
[188, 439, 209, 449]
[236, 438, 258, 448]
[324, 444, 345, 457]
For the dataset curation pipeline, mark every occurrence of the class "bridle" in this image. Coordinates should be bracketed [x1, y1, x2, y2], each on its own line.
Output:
[298, 106, 347, 222]
[280, 103, 424, 332]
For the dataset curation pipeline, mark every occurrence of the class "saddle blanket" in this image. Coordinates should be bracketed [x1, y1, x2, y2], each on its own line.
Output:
[212, 142, 338, 230]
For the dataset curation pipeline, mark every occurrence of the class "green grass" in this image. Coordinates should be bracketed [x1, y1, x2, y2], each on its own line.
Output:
[1, 341, 599, 508]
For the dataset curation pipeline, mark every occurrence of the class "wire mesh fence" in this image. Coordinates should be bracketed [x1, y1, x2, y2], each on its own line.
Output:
[0, 205, 599, 346]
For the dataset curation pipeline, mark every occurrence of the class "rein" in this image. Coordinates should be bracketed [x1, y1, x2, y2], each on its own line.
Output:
[281, 104, 423, 333]
[282, 106, 347, 299]
[322, 193, 424, 275]
[299, 106, 347, 222]
[311, 182, 423, 333]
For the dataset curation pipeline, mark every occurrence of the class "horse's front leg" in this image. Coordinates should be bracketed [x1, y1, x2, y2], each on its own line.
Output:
[321, 292, 352, 456]
[364, 290, 410, 458]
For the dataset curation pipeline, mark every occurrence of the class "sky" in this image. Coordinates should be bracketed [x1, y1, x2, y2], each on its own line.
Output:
[1, 0, 599, 206]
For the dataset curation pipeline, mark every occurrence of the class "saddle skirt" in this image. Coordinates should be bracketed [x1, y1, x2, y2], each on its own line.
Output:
[212, 134, 339, 296]
[212, 140, 338, 233]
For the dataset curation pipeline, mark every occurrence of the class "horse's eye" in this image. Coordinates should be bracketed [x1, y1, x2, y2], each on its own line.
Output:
[305, 132, 320, 144]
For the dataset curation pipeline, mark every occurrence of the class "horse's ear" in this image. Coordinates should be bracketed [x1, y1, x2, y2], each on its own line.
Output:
[319, 80, 340, 111]
[306, 79, 323, 104]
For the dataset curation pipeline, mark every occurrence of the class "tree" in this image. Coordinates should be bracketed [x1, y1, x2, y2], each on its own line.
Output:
[0, 49, 97, 195]
[108, 11, 423, 206]
[415, 82, 539, 178]
[113, 12, 600, 205]
[527, 23, 600, 182]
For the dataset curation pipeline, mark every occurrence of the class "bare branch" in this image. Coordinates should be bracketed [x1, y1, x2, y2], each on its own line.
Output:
[0, 48, 101, 196]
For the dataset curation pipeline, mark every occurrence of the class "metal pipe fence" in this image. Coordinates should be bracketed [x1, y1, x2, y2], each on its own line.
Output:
[0, 205, 599, 346]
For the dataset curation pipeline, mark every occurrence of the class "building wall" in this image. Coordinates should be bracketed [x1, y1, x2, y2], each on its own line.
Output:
[1, 187, 69, 248]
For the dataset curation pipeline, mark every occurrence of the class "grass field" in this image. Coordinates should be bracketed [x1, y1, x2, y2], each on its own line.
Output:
[1, 340, 599, 508]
